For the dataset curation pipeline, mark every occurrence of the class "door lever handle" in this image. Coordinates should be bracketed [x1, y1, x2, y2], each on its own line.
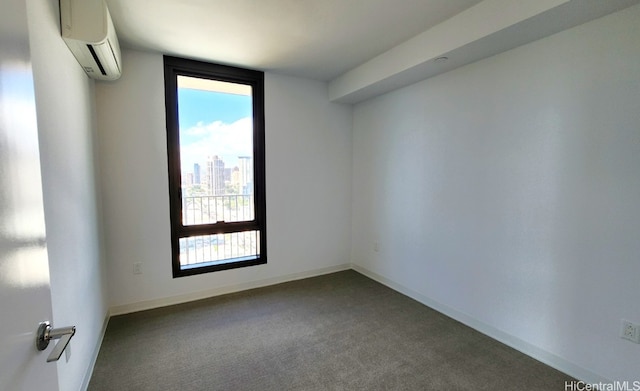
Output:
[36, 321, 76, 362]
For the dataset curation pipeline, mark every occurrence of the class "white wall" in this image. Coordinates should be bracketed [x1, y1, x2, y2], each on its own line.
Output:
[26, 0, 109, 390]
[352, 5, 640, 383]
[95, 50, 352, 311]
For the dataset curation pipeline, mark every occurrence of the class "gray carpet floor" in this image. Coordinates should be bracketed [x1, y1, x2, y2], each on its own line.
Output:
[88, 270, 574, 390]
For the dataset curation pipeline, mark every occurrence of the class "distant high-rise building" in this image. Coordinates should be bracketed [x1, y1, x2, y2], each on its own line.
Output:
[184, 173, 194, 186]
[193, 163, 200, 184]
[206, 155, 225, 195]
[224, 168, 232, 182]
[231, 166, 241, 192]
[238, 156, 252, 194]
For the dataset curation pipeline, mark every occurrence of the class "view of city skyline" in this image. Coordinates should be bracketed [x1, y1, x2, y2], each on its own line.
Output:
[177, 78, 254, 197]
[175, 76, 258, 265]
[181, 154, 253, 196]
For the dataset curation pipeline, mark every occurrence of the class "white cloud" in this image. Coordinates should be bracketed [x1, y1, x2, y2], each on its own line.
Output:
[180, 117, 253, 172]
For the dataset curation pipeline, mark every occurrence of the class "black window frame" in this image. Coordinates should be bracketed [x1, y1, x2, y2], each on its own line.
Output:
[163, 56, 267, 278]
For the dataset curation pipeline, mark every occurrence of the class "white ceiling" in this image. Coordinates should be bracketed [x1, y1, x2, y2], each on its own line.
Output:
[104, 0, 482, 81]
[104, 0, 640, 103]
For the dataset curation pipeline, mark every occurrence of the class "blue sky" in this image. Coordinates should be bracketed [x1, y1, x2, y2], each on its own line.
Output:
[178, 88, 253, 171]
[178, 89, 252, 138]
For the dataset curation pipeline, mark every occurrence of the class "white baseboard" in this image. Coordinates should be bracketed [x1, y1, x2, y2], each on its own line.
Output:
[79, 310, 110, 391]
[351, 264, 611, 385]
[109, 263, 351, 316]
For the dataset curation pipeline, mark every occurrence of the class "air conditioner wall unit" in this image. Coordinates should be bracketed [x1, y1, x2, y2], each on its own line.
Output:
[60, 0, 122, 81]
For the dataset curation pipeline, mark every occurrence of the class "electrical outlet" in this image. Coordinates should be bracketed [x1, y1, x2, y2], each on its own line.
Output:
[373, 241, 379, 252]
[133, 262, 142, 275]
[620, 319, 640, 343]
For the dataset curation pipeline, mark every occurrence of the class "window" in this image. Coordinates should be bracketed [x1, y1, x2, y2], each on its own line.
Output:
[164, 56, 266, 277]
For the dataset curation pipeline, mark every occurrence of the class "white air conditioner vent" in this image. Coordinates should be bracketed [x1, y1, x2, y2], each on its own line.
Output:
[60, 0, 122, 81]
